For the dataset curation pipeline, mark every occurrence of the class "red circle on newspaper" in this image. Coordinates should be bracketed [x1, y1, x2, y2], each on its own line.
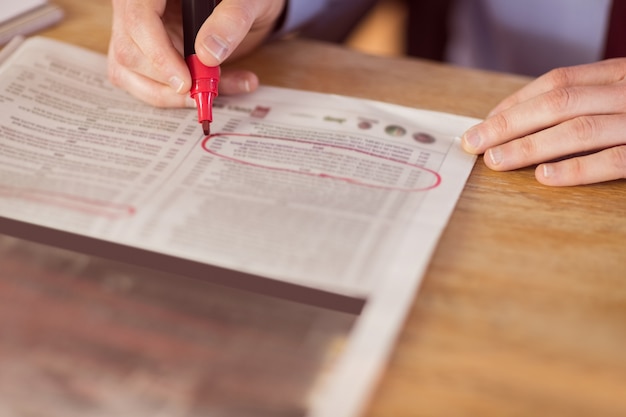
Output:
[201, 133, 441, 192]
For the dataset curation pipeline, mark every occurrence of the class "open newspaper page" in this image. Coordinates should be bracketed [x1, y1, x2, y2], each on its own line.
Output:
[0, 37, 479, 417]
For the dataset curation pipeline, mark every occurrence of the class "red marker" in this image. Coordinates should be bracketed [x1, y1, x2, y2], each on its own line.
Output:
[182, 0, 219, 135]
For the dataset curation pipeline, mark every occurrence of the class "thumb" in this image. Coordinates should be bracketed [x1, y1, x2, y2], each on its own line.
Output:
[194, 0, 285, 66]
[194, 1, 255, 66]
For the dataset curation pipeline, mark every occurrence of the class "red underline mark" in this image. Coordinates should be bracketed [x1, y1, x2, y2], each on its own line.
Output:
[0, 186, 136, 218]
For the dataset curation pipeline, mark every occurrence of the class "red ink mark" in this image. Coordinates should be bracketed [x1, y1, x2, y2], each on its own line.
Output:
[202, 133, 441, 191]
[0, 186, 136, 218]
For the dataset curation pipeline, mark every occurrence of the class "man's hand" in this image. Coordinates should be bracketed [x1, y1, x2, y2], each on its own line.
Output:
[107, 0, 286, 107]
[462, 58, 626, 186]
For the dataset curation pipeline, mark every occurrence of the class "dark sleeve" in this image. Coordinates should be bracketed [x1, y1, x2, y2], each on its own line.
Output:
[276, 0, 378, 42]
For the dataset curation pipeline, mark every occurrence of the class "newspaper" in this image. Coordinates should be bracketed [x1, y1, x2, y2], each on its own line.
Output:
[0, 36, 479, 417]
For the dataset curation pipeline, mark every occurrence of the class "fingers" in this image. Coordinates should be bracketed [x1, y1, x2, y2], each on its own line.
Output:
[108, 0, 283, 106]
[536, 145, 626, 186]
[463, 83, 626, 157]
[489, 58, 626, 116]
[108, 0, 191, 107]
[463, 99, 626, 186]
[482, 113, 626, 171]
[108, 57, 195, 108]
[219, 70, 259, 95]
[109, 62, 258, 107]
[461, 58, 626, 186]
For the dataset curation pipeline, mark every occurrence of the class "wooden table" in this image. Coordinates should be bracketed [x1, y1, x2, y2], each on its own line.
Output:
[3, 1, 625, 416]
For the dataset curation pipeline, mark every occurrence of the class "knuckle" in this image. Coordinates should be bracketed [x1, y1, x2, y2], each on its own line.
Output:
[518, 135, 538, 159]
[109, 39, 137, 69]
[486, 112, 510, 136]
[568, 157, 585, 180]
[608, 146, 626, 177]
[148, 49, 168, 73]
[616, 85, 626, 112]
[569, 116, 600, 150]
[544, 87, 577, 114]
[544, 66, 575, 89]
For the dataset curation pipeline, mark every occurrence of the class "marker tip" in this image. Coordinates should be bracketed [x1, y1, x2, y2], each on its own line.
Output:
[202, 120, 210, 136]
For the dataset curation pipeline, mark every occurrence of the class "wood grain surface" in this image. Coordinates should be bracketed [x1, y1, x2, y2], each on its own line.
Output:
[3, 0, 626, 416]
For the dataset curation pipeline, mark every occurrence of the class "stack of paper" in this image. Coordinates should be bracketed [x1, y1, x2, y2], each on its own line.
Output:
[0, 0, 63, 46]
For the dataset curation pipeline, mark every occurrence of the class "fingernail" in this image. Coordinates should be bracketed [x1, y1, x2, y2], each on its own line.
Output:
[168, 76, 185, 94]
[202, 34, 229, 62]
[488, 147, 502, 165]
[463, 129, 481, 151]
[542, 164, 555, 178]
[240, 78, 251, 93]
